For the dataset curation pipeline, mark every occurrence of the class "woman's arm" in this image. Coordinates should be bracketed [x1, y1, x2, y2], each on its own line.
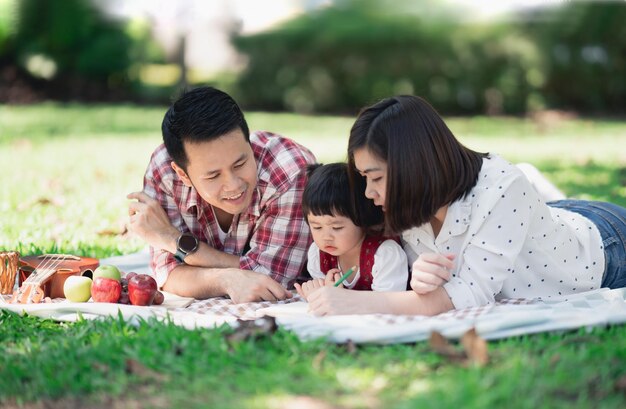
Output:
[305, 286, 454, 316]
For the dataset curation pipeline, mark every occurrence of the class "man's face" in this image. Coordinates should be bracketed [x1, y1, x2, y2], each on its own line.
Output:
[173, 129, 258, 216]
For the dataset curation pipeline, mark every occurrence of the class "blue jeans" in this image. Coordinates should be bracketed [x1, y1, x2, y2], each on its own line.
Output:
[547, 200, 626, 289]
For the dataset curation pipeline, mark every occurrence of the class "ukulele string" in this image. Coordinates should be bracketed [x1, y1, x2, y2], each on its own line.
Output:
[31, 255, 67, 284]
[32, 255, 59, 277]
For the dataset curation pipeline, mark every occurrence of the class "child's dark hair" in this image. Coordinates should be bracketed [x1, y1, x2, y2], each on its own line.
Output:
[303, 163, 361, 225]
[303, 163, 384, 229]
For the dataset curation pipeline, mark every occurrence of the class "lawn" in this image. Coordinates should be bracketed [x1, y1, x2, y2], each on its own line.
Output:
[1, 104, 625, 408]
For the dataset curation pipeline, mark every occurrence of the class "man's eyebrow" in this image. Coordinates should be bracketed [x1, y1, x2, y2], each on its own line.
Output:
[203, 153, 248, 175]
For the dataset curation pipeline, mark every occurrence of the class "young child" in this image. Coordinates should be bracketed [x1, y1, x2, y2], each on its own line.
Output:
[295, 163, 408, 300]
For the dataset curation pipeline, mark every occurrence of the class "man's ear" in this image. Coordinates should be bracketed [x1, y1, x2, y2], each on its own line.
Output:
[171, 161, 192, 187]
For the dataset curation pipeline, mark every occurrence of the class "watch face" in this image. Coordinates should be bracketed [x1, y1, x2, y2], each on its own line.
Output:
[178, 234, 198, 252]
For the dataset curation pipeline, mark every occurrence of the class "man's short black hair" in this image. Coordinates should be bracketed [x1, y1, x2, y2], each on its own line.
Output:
[162, 86, 250, 170]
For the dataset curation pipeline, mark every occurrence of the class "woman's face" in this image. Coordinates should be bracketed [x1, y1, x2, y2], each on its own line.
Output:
[353, 148, 388, 210]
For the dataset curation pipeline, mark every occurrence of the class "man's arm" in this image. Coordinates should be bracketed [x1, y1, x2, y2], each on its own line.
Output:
[128, 191, 291, 302]
[127, 191, 240, 269]
[161, 264, 290, 303]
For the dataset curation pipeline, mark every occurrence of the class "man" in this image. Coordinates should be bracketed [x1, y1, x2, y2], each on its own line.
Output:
[127, 86, 316, 303]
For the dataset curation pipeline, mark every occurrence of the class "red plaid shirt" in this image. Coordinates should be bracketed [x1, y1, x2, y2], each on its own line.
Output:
[143, 131, 316, 288]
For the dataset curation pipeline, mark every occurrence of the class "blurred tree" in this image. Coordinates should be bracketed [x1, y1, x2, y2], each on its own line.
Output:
[525, 1, 626, 114]
[232, 0, 543, 114]
[0, 0, 15, 55]
[233, 0, 624, 115]
[10, 0, 133, 100]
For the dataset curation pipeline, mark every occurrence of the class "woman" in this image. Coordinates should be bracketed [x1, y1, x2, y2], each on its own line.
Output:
[305, 95, 626, 316]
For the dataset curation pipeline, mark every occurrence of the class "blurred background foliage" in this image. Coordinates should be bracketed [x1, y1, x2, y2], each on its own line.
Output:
[0, 0, 624, 115]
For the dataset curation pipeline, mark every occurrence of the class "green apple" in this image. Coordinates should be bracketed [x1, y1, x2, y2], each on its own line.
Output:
[63, 275, 93, 302]
[93, 264, 121, 281]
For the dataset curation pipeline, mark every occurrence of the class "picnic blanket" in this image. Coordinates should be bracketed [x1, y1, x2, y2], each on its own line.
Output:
[1, 251, 625, 344]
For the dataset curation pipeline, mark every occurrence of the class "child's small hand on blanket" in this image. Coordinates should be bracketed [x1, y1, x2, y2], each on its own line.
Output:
[294, 269, 344, 301]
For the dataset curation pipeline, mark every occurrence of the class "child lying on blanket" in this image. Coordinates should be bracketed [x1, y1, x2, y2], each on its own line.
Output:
[294, 163, 408, 300]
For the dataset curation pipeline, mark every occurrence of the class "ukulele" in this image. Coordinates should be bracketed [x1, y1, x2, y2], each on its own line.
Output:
[11, 254, 99, 304]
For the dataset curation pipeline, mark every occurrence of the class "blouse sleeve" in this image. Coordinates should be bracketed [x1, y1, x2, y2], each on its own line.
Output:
[443, 172, 540, 309]
[306, 242, 326, 280]
[371, 240, 409, 291]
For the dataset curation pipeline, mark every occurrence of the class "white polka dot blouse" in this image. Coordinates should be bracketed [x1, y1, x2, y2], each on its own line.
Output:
[401, 155, 605, 309]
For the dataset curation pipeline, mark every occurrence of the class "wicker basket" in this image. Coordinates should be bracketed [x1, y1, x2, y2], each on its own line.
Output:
[0, 251, 19, 294]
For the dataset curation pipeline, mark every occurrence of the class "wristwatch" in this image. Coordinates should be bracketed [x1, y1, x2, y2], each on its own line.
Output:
[173, 233, 199, 263]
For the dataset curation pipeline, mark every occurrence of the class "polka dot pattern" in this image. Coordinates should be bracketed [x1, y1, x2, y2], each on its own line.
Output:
[402, 155, 605, 310]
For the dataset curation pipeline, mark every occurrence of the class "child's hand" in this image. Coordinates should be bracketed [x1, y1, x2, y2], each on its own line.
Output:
[410, 253, 455, 294]
[295, 278, 327, 301]
[324, 268, 344, 287]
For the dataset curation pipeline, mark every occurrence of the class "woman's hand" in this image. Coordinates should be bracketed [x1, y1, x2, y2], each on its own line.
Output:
[410, 253, 455, 294]
[294, 278, 327, 301]
[306, 286, 367, 316]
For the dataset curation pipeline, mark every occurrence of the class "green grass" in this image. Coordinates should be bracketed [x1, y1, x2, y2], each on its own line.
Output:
[1, 313, 625, 409]
[1, 104, 625, 408]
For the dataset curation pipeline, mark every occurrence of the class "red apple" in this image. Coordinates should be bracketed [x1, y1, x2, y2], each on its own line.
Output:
[91, 277, 122, 303]
[128, 274, 158, 306]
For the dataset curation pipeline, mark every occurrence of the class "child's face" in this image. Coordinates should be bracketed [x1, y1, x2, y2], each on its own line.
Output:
[307, 213, 365, 257]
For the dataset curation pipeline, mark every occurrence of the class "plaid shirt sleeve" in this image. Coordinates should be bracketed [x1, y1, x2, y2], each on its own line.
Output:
[239, 170, 312, 287]
[238, 132, 316, 287]
[142, 145, 186, 287]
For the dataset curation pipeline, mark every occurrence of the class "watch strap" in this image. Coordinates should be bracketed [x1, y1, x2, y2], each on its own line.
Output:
[173, 248, 187, 263]
[173, 233, 199, 263]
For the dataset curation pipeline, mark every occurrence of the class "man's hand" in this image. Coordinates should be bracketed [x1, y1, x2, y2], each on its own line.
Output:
[127, 191, 179, 252]
[410, 253, 455, 294]
[222, 269, 292, 304]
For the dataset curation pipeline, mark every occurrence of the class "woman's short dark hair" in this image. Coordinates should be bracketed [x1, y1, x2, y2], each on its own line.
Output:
[162, 86, 250, 170]
[303, 163, 381, 228]
[348, 95, 487, 233]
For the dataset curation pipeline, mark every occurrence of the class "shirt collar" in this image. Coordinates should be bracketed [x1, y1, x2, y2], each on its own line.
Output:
[440, 195, 472, 239]
[181, 184, 205, 219]
[402, 195, 473, 248]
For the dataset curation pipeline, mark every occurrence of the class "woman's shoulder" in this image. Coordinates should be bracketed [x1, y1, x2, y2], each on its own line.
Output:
[480, 154, 524, 180]
[472, 154, 529, 195]
[451, 154, 535, 219]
